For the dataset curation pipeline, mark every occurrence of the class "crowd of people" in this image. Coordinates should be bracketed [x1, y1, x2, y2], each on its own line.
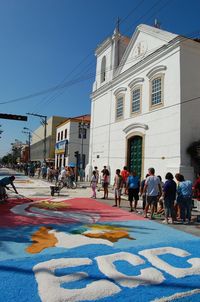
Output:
[90, 165, 200, 225]
[1, 161, 200, 224]
[13, 162, 77, 184]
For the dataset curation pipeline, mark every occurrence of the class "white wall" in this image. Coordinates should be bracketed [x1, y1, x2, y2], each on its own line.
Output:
[95, 41, 113, 90]
[180, 40, 200, 179]
[89, 43, 182, 181]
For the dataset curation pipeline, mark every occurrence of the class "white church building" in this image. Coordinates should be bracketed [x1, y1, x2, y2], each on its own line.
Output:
[86, 24, 200, 181]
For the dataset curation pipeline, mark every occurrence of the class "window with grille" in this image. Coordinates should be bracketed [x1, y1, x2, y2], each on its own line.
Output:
[132, 88, 141, 113]
[116, 96, 124, 119]
[151, 77, 162, 106]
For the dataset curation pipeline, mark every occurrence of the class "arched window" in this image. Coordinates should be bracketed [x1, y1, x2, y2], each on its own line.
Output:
[150, 75, 164, 107]
[116, 95, 124, 120]
[101, 56, 106, 83]
[147, 66, 166, 109]
[131, 86, 142, 114]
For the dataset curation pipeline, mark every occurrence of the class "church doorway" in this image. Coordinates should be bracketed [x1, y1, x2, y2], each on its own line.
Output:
[127, 135, 143, 177]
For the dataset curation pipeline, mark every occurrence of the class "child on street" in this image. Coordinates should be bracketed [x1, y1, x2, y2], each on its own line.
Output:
[90, 170, 98, 199]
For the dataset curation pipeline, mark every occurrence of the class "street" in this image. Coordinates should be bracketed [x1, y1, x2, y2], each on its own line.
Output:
[0, 168, 200, 302]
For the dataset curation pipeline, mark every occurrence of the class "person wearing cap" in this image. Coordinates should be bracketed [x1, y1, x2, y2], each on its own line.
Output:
[0, 176, 18, 201]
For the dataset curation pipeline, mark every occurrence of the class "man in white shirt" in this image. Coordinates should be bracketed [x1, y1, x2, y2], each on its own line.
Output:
[59, 167, 67, 180]
[143, 167, 162, 219]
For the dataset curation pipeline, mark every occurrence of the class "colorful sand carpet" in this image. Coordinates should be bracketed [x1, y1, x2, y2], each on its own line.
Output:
[0, 197, 200, 302]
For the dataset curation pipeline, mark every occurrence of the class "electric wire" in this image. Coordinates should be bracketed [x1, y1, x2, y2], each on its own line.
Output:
[30, 0, 147, 112]
[32, 0, 163, 112]
[0, 29, 199, 107]
[3, 0, 149, 112]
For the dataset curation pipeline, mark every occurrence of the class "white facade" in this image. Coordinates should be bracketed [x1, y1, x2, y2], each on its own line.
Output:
[55, 116, 90, 170]
[86, 24, 200, 181]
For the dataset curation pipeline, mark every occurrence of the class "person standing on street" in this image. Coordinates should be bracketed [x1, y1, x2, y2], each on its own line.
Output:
[113, 169, 123, 207]
[193, 172, 200, 201]
[94, 166, 99, 183]
[162, 172, 177, 224]
[143, 168, 162, 219]
[175, 173, 193, 224]
[140, 174, 149, 211]
[126, 171, 140, 212]
[121, 166, 129, 194]
[90, 170, 98, 199]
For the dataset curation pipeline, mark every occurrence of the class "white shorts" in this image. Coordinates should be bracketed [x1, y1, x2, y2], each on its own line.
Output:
[115, 188, 122, 198]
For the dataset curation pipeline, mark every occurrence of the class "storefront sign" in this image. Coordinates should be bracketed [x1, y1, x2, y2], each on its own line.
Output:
[55, 140, 68, 155]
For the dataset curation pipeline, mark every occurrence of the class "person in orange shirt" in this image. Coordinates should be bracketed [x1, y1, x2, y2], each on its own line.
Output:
[121, 166, 129, 194]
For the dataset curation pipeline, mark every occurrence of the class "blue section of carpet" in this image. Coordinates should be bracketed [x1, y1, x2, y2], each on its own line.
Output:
[0, 221, 199, 301]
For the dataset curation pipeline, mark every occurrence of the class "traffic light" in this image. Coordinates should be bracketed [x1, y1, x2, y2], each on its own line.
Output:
[0, 113, 27, 121]
[74, 151, 79, 157]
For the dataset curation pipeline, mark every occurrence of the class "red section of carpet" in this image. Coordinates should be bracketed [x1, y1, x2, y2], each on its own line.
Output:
[0, 197, 145, 227]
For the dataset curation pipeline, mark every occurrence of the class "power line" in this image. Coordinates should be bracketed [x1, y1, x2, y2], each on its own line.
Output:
[34, 0, 162, 111]
[0, 1, 173, 108]
[91, 95, 200, 132]
[0, 1, 177, 116]
[124, 0, 168, 34]
[0, 29, 199, 107]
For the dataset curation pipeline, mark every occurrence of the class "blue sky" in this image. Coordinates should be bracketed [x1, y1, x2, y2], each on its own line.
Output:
[0, 0, 200, 157]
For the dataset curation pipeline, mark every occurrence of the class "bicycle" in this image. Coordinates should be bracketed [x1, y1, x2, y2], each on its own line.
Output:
[57, 177, 77, 189]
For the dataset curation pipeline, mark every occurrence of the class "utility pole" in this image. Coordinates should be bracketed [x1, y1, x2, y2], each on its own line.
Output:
[22, 129, 31, 161]
[26, 113, 47, 163]
[78, 117, 90, 172]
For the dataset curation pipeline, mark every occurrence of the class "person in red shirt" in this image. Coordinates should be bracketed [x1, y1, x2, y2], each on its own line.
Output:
[121, 166, 129, 194]
[193, 172, 200, 201]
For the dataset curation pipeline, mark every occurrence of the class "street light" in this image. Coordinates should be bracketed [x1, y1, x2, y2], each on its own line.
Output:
[78, 119, 90, 171]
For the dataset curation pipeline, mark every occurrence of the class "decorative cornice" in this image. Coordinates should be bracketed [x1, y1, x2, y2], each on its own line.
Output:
[123, 123, 149, 134]
[91, 38, 180, 100]
[146, 65, 167, 79]
[95, 37, 112, 56]
[113, 87, 127, 96]
[128, 77, 144, 89]
[115, 24, 177, 77]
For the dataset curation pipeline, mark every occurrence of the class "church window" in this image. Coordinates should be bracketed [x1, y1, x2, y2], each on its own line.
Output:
[101, 56, 106, 83]
[131, 87, 141, 114]
[116, 96, 124, 120]
[150, 74, 164, 108]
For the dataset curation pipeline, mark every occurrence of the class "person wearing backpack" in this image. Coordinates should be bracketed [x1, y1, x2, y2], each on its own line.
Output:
[127, 171, 140, 212]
